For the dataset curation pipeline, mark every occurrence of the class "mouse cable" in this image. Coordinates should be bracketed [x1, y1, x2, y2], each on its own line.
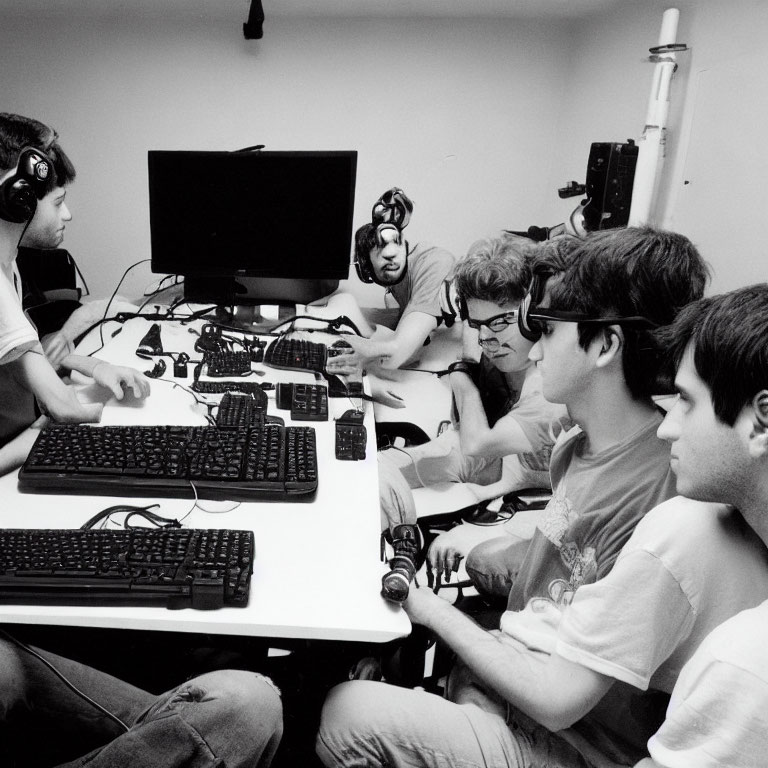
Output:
[268, 313, 362, 336]
[79, 503, 180, 531]
[0, 628, 131, 733]
[98, 259, 152, 350]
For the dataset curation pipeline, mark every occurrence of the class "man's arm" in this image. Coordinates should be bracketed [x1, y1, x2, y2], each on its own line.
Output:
[404, 587, 613, 731]
[61, 353, 151, 401]
[0, 415, 47, 476]
[13, 351, 102, 423]
[338, 311, 438, 370]
[450, 370, 533, 458]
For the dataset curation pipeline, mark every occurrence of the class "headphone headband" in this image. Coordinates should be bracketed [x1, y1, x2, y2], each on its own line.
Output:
[517, 265, 657, 341]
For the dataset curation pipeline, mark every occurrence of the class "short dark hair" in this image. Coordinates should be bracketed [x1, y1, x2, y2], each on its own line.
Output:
[0, 113, 76, 195]
[452, 235, 534, 306]
[354, 222, 379, 264]
[659, 285, 768, 426]
[529, 235, 582, 276]
[547, 226, 710, 399]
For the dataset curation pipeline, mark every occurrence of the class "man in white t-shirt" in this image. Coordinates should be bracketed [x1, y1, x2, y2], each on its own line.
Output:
[0, 112, 150, 474]
[632, 285, 768, 768]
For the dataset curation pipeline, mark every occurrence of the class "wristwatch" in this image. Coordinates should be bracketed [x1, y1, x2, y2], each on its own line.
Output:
[446, 360, 474, 375]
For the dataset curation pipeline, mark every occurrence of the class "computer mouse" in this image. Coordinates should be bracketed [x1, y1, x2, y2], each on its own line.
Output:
[328, 339, 354, 357]
[338, 408, 365, 425]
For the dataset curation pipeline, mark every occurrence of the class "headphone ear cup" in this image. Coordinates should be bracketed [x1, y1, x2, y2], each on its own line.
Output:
[0, 148, 53, 224]
[439, 279, 462, 327]
[354, 253, 375, 284]
[0, 177, 36, 223]
[517, 292, 540, 342]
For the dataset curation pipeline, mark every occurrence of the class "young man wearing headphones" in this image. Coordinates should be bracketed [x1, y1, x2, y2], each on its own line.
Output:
[0, 113, 150, 474]
[0, 114, 285, 766]
[636, 285, 768, 768]
[324, 188, 456, 372]
[316, 227, 762, 768]
[378, 235, 572, 603]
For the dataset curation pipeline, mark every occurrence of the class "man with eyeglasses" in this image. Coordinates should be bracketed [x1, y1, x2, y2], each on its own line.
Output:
[317, 227, 717, 768]
[376, 235, 572, 604]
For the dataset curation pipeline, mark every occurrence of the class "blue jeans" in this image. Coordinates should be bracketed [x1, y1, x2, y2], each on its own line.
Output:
[316, 680, 590, 768]
[465, 535, 533, 599]
[0, 636, 283, 768]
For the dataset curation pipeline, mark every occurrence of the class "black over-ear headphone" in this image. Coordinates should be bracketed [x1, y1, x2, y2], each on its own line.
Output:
[518, 264, 555, 341]
[438, 278, 468, 327]
[354, 188, 413, 285]
[0, 147, 54, 224]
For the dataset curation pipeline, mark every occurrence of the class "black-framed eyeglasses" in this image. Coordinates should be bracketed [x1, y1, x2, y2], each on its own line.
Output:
[467, 310, 519, 333]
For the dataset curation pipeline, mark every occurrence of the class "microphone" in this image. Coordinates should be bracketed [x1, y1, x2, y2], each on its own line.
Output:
[136, 323, 163, 358]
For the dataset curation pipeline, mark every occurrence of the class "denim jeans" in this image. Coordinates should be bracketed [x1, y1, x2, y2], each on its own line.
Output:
[316, 680, 590, 768]
[465, 535, 535, 599]
[0, 636, 283, 768]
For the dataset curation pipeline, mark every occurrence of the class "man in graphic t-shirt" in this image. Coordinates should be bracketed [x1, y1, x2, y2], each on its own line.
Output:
[316, 227, 711, 768]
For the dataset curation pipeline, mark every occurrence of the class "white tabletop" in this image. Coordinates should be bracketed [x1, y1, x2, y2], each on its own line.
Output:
[0, 314, 411, 643]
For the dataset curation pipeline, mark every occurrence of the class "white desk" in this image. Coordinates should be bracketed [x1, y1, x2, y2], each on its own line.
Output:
[370, 322, 461, 442]
[0, 316, 410, 643]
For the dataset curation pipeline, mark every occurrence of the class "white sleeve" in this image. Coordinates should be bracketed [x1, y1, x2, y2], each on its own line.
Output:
[0, 270, 38, 364]
[555, 549, 695, 689]
[648, 659, 768, 768]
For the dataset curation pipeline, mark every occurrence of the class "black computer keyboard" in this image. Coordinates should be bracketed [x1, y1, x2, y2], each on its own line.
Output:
[192, 380, 268, 397]
[19, 424, 318, 501]
[0, 527, 254, 610]
[215, 392, 267, 427]
[335, 409, 367, 461]
[264, 337, 327, 373]
[202, 351, 253, 377]
[276, 383, 329, 422]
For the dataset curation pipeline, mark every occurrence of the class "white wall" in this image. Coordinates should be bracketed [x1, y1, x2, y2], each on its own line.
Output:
[1, 1, 765, 301]
[0, 13, 571, 303]
[541, 0, 768, 293]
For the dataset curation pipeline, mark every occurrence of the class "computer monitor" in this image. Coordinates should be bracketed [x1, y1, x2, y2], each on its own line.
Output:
[148, 149, 357, 329]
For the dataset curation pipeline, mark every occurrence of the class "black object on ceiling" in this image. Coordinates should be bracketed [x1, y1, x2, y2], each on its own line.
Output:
[243, 0, 264, 39]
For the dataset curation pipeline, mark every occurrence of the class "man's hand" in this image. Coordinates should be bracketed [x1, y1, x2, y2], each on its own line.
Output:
[370, 380, 405, 408]
[428, 527, 469, 583]
[325, 345, 361, 376]
[91, 363, 151, 401]
[428, 523, 510, 582]
[402, 583, 451, 626]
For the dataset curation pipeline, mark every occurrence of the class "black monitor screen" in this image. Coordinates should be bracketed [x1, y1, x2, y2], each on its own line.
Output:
[148, 150, 357, 281]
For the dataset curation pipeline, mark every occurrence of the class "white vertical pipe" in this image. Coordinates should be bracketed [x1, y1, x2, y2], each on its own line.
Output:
[628, 8, 680, 226]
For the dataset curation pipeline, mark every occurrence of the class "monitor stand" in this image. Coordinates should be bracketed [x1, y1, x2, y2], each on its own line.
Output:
[183, 275, 340, 333]
[220, 303, 297, 334]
